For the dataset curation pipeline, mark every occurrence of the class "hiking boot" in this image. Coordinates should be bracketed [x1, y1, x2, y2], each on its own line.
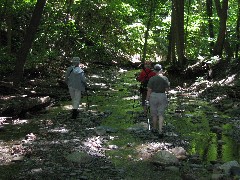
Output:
[151, 129, 158, 136]
[71, 109, 78, 119]
[158, 133, 164, 138]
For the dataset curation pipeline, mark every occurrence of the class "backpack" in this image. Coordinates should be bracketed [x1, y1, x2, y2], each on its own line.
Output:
[139, 69, 151, 92]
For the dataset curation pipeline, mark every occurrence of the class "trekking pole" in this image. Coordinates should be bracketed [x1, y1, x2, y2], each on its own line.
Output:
[86, 89, 89, 110]
[147, 107, 151, 131]
[145, 100, 151, 131]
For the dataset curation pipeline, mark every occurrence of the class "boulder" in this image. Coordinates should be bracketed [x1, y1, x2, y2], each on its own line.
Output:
[151, 150, 179, 166]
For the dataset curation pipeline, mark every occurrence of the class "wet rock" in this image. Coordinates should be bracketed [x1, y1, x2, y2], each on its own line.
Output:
[211, 173, 225, 180]
[11, 155, 24, 162]
[30, 168, 43, 173]
[108, 145, 118, 149]
[127, 122, 148, 132]
[0, 126, 5, 132]
[217, 140, 226, 145]
[65, 151, 92, 163]
[210, 126, 223, 134]
[151, 150, 179, 166]
[189, 154, 202, 164]
[94, 126, 117, 135]
[165, 166, 179, 172]
[79, 176, 88, 180]
[218, 160, 240, 174]
[230, 166, 240, 177]
[170, 147, 187, 160]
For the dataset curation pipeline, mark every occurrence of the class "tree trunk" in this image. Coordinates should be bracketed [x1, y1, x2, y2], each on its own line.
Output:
[236, 0, 240, 59]
[206, 0, 214, 55]
[167, 0, 177, 67]
[173, 0, 186, 67]
[12, 0, 47, 87]
[6, 0, 14, 54]
[0, 0, 8, 46]
[212, 0, 229, 57]
[142, 0, 156, 64]
[185, 0, 191, 51]
[224, 39, 233, 59]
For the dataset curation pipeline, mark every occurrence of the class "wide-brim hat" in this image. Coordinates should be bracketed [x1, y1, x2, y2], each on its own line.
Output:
[72, 57, 80, 64]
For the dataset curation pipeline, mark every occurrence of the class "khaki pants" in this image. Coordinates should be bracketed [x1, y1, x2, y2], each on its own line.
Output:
[149, 92, 168, 116]
[69, 87, 82, 109]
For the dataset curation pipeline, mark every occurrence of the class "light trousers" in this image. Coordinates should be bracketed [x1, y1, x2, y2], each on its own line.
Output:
[149, 92, 168, 116]
[69, 87, 82, 109]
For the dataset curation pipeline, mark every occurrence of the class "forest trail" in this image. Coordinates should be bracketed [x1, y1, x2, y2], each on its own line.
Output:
[0, 66, 239, 179]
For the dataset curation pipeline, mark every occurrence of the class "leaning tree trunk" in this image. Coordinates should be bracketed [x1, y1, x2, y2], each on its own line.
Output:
[212, 0, 228, 57]
[12, 0, 47, 87]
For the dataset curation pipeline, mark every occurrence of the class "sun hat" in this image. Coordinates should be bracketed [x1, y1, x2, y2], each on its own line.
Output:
[72, 57, 80, 64]
[154, 64, 162, 71]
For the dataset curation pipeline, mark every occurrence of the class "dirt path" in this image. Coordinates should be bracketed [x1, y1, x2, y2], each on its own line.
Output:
[0, 67, 239, 179]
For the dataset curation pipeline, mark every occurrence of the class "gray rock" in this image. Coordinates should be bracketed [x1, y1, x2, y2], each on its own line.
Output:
[65, 151, 92, 163]
[218, 160, 240, 174]
[230, 166, 240, 177]
[151, 150, 179, 166]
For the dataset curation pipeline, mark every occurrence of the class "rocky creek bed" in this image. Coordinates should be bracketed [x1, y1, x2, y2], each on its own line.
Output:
[0, 66, 240, 179]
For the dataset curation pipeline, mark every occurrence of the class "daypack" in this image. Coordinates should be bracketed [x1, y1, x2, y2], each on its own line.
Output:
[139, 69, 152, 92]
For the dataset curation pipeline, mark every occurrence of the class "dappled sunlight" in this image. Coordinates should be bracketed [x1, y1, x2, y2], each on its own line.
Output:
[12, 119, 29, 125]
[62, 104, 72, 110]
[122, 95, 139, 100]
[218, 74, 237, 86]
[135, 141, 170, 160]
[62, 103, 94, 110]
[93, 83, 107, 87]
[118, 68, 128, 73]
[48, 126, 69, 133]
[0, 131, 37, 165]
[89, 74, 104, 79]
[210, 95, 228, 103]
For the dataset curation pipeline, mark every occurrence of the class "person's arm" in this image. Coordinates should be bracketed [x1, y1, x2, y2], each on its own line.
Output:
[81, 73, 87, 86]
[65, 68, 70, 83]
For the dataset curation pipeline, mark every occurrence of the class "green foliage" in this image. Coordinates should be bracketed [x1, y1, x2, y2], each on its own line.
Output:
[0, 0, 239, 77]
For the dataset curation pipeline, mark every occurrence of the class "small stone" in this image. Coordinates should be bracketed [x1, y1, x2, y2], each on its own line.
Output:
[12, 156, 24, 162]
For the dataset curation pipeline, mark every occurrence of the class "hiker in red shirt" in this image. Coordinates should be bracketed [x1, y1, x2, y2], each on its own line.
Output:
[136, 61, 156, 115]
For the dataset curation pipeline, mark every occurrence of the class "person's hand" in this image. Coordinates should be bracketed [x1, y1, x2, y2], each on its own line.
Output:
[145, 100, 149, 106]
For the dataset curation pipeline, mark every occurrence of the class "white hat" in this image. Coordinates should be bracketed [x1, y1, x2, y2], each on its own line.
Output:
[72, 57, 80, 64]
[154, 64, 162, 71]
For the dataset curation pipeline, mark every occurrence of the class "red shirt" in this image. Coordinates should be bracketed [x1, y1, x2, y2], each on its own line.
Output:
[137, 68, 156, 82]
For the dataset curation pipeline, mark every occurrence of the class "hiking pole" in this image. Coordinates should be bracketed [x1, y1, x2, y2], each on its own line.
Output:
[86, 89, 89, 111]
[145, 100, 151, 131]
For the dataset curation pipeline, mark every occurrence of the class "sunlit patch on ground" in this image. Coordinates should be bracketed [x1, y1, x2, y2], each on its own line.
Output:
[123, 95, 139, 100]
[48, 127, 69, 133]
[135, 142, 168, 160]
[219, 74, 237, 85]
[12, 119, 29, 125]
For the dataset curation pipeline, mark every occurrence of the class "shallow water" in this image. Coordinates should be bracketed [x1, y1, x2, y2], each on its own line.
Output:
[168, 89, 240, 164]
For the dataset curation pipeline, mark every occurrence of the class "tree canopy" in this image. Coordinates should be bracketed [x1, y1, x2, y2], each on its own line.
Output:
[0, 0, 239, 85]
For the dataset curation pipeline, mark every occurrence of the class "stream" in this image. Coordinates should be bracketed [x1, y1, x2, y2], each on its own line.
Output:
[165, 86, 240, 164]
